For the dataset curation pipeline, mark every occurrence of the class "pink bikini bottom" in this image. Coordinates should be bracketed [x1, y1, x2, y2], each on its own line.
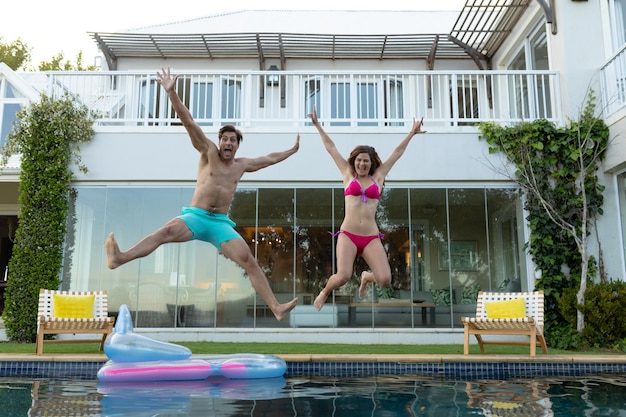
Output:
[330, 230, 384, 255]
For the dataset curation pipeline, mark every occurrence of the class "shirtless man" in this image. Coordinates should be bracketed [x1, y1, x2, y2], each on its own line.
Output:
[105, 67, 299, 321]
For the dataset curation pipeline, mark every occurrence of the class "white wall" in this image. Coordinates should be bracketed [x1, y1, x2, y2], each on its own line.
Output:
[73, 128, 512, 184]
[549, 1, 606, 120]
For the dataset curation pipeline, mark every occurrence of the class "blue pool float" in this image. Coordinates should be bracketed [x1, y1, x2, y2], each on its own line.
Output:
[97, 304, 286, 382]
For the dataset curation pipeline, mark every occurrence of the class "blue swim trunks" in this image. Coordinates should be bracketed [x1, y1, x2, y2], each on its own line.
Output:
[177, 207, 242, 248]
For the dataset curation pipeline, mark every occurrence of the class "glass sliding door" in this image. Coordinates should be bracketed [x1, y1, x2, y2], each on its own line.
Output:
[372, 188, 411, 327]
[445, 189, 488, 328]
[407, 188, 448, 327]
[70, 184, 525, 329]
[486, 188, 527, 293]
[191, 78, 214, 126]
[507, 24, 550, 120]
[330, 81, 351, 126]
[232, 188, 296, 327]
[138, 77, 164, 123]
[221, 77, 242, 124]
[357, 81, 378, 126]
[385, 77, 404, 126]
[304, 77, 321, 125]
[295, 188, 337, 306]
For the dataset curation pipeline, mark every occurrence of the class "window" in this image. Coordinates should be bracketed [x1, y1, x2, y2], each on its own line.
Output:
[138, 78, 164, 123]
[357, 82, 378, 126]
[530, 29, 551, 119]
[1, 80, 26, 147]
[192, 81, 214, 126]
[304, 76, 405, 127]
[305, 78, 321, 126]
[330, 82, 351, 126]
[221, 78, 242, 124]
[385, 78, 404, 126]
[507, 24, 551, 120]
[1, 103, 19, 148]
[2, 81, 21, 99]
[609, 0, 626, 52]
[451, 75, 480, 126]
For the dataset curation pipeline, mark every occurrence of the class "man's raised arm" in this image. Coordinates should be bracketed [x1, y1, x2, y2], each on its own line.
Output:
[156, 67, 211, 153]
[245, 134, 300, 172]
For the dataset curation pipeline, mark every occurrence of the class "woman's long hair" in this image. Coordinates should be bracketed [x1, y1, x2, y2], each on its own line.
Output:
[348, 145, 382, 176]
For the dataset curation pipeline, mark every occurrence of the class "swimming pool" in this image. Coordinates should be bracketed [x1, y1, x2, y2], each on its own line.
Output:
[1, 356, 626, 416]
[1, 373, 625, 416]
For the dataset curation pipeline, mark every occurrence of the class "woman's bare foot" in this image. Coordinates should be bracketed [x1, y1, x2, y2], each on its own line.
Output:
[359, 271, 374, 298]
[314, 290, 329, 311]
[272, 297, 298, 321]
[105, 233, 122, 269]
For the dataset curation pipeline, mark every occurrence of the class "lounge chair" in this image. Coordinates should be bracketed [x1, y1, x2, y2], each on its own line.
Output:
[462, 290, 548, 356]
[36, 289, 115, 355]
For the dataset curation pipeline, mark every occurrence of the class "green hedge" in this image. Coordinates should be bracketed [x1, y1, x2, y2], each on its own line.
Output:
[0, 93, 94, 342]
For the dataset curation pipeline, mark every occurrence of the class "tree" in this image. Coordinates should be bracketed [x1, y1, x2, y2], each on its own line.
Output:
[0, 36, 31, 71]
[0, 93, 95, 342]
[38, 51, 96, 71]
[479, 92, 609, 334]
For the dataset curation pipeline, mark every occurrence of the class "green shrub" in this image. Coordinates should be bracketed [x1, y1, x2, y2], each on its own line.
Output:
[559, 281, 626, 349]
[0, 93, 94, 342]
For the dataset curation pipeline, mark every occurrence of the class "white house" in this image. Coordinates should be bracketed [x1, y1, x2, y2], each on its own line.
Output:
[1, 2, 624, 344]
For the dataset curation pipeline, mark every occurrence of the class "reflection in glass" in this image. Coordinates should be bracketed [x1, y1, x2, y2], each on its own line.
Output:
[232, 188, 297, 327]
[1, 103, 20, 148]
[295, 188, 336, 303]
[486, 188, 526, 293]
[69, 185, 524, 329]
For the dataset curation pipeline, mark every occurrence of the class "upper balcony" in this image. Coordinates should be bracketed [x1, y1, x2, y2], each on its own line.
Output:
[28, 70, 562, 131]
[601, 44, 626, 119]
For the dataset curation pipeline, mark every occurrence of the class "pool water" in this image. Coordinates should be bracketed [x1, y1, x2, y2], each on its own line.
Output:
[1, 374, 625, 416]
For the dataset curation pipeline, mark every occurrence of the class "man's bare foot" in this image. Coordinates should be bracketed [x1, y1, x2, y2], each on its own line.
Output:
[359, 271, 373, 298]
[314, 290, 329, 311]
[273, 297, 298, 321]
[105, 233, 122, 269]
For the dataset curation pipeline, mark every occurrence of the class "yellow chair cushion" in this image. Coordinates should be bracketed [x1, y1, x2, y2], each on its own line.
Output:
[52, 294, 95, 319]
[484, 297, 526, 319]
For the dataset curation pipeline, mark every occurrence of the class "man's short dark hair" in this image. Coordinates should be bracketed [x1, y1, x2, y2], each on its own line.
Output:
[219, 124, 243, 143]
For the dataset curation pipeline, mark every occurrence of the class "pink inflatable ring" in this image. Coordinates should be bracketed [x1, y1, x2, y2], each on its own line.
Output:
[97, 354, 287, 382]
[97, 305, 286, 382]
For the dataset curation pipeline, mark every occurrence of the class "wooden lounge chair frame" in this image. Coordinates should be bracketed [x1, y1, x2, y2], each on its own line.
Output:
[462, 290, 548, 356]
[36, 289, 115, 355]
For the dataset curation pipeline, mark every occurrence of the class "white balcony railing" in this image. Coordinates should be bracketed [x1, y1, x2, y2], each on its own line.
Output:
[42, 70, 562, 128]
[601, 44, 626, 117]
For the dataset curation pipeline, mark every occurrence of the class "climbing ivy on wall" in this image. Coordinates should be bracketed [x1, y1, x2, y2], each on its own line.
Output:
[478, 94, 609, 349]
[0, 92, 95, 342]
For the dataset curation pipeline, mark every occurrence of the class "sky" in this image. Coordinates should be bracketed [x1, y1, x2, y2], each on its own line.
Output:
[2, 0, 466, 68]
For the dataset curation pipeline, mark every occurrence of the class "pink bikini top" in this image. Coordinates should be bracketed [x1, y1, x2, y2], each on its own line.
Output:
[344, 175, 381, 202]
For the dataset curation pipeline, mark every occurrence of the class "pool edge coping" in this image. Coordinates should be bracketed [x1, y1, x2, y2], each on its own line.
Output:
[2, 353, 626, 364]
